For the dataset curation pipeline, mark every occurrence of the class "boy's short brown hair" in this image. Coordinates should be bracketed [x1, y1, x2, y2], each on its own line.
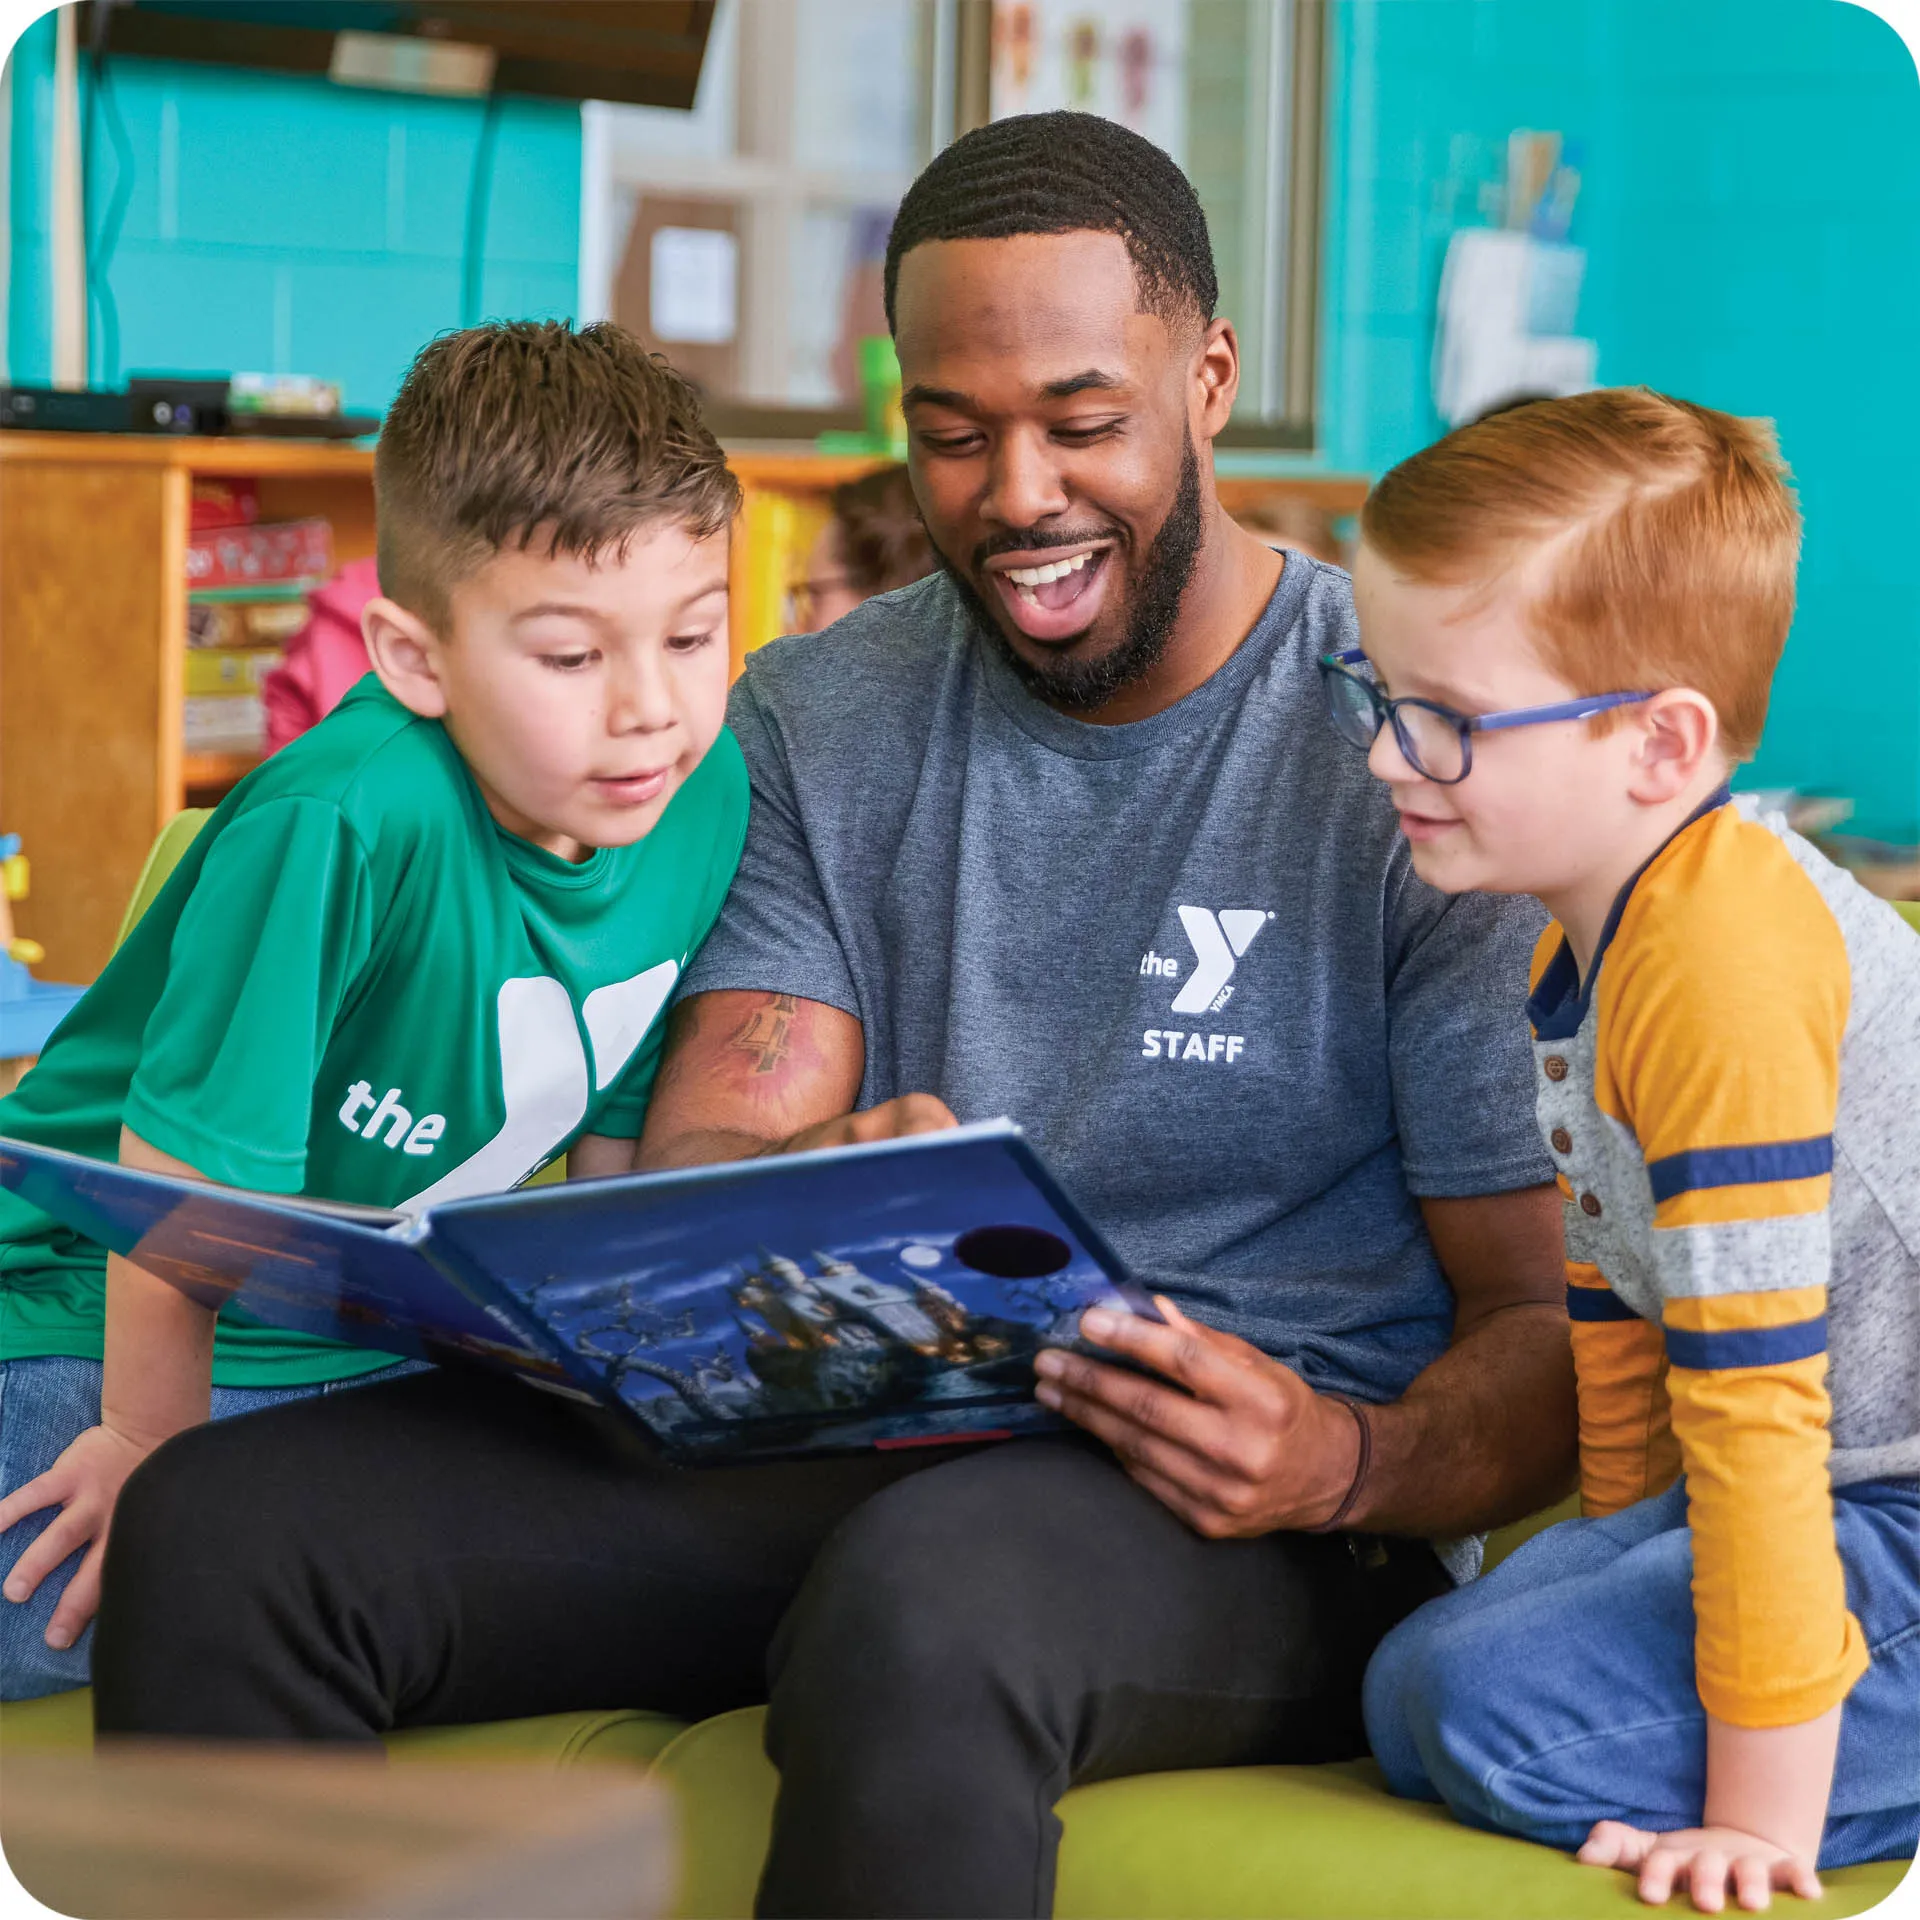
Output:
[375, 320, 739, 630]
[1360, 388, 1801, 760]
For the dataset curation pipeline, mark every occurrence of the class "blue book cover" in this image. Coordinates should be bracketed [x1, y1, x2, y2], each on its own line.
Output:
[0, 1123, 1157, 1462]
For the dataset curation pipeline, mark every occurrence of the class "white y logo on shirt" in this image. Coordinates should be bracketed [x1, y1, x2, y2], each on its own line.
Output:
[1170, 907, 1270, 1015]
[397, 960, 679, 1212]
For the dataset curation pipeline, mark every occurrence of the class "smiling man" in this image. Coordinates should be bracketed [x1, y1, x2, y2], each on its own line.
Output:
[96, 116, 1573, 1919]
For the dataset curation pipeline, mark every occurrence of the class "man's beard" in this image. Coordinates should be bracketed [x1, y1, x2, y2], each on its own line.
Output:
[943, 434, 1205, 715]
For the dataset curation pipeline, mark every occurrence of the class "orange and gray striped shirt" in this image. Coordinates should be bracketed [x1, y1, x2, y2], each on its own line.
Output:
[1527, 790, 1920, 1730]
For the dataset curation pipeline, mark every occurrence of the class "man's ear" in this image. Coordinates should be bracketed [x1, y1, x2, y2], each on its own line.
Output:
[362, 596, 449, 718]
[1192, 316, 1240, 442]
[1626, 688, 1721, 804]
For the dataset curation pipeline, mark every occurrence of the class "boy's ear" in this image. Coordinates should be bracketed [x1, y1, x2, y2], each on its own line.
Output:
[1626, 688, 1721, 804]
[362, 596, 449, 719]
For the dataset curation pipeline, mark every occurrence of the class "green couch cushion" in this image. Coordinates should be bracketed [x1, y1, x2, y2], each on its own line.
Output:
[0, 1687, 686, 1770]
[1482, 1493, 1580, 1571]
[649, 1705, 1910, 1920]
[0, 1686, 92, 1752]
[387, 1708, 687, 1767]
[5, 1690, 1908, 1916]
[1051, 1760, 1909, 1920]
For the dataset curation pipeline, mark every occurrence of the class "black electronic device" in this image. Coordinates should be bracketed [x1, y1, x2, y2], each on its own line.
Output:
[1, 380, 226, 436]
[127, 375, 232, 435]
[2, 381, 379, 440]
[81, 2, 716, 109]
[0, 387, 134, 433]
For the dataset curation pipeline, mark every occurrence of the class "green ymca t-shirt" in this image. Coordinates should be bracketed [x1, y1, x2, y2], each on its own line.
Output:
[0, 678, 748, 1385]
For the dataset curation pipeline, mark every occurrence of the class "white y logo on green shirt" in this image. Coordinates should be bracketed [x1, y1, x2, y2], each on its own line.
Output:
[334, 960, 679, 1214]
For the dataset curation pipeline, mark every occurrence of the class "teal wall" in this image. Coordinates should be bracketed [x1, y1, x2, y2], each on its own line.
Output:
[1320, 0, 1920, 840]
[4, 10, 580, 413]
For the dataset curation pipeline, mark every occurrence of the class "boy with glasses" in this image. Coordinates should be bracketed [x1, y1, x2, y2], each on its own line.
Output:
[1328, 388, 1918, 1912]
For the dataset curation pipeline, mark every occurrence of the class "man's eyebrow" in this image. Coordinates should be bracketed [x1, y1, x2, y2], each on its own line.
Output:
[1041, 368, 1125, 399]
[903, 370, 1128, 413]
[902, 382, 976, 412]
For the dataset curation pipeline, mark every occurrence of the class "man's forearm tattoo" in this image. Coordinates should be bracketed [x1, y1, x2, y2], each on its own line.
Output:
[729, 994, 800, 1077]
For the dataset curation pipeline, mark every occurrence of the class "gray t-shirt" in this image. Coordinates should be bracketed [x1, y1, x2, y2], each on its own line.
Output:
[685, 557, 1551, 1406]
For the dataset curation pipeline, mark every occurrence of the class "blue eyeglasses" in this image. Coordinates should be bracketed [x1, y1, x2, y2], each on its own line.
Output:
[1317, 648, 1654, 785]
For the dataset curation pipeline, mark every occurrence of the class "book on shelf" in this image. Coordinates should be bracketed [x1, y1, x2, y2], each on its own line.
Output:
[183, 694, 266, 758]
[185, 518, 333, 595]
[185, 647, 283, 697]
[189, 477, 259, 532]
[0, 1121, 1163, 1464]
[187, 599, 311, 648]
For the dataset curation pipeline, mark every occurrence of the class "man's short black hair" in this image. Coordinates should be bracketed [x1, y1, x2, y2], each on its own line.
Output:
[883, 111, 1218, 334]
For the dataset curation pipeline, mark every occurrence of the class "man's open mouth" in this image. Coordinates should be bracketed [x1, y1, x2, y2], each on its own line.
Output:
[985, 545, 1114, 643]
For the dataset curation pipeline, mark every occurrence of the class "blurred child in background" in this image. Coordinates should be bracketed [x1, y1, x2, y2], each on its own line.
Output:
[261, 556, 379, 754]
[794, 463, 935, 631]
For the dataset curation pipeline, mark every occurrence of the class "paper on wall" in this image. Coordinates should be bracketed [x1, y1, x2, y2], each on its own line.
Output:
[651, 227, 739, 345]
[1432, 228, 1597, 428]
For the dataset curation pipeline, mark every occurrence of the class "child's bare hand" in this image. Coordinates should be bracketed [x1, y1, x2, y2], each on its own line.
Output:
[1580, 1819, 1823, 1912]
[0, 1424, 156, 1649]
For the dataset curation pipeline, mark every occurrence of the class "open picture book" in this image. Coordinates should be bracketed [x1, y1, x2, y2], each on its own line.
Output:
[0, 1121, 1160, 1462]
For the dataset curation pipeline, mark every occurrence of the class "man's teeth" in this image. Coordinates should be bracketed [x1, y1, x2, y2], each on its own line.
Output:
[1005, 552, 1093, 588]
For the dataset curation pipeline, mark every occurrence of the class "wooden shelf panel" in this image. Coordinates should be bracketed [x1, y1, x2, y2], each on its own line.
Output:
[2, 432, 1371, 502]
[0, 431, 376, 478]
[0, 432, 890, 492]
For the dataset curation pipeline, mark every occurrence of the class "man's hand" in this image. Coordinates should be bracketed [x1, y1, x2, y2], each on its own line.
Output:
[0, 1423, 156, 1648]
[777, 1093, 958, 1155]
[1033, 1296, 1361, 1536]
[1578, 1822, 1822, 1913]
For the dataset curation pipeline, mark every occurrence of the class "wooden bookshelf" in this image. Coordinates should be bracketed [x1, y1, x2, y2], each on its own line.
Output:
[0, 433, 373, 985]
[0, 430, 1366, 986]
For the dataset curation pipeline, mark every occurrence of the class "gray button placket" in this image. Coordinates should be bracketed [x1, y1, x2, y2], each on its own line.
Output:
[1536, 1021, 1603, 1251]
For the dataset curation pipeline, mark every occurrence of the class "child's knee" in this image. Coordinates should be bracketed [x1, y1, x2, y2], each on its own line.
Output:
[1364, 1606, 1452, 1795]
[1377, 1601, 1530, 1792]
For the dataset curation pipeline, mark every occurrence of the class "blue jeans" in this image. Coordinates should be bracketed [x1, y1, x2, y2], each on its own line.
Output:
[1363, 1478, 1920, 1870]
[0, 1352, 425, 1700]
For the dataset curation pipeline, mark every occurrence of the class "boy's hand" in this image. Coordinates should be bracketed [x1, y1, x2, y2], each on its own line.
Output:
[1578, 1820, 1823, 1912]
[0, 1423, 156, 1649]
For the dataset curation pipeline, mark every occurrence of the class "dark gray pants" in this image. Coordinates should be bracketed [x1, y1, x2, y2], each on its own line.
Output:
[94, 1368, 1447, 1917]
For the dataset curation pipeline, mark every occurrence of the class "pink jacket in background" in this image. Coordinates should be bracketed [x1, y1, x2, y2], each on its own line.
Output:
[262, 556, 380, 755]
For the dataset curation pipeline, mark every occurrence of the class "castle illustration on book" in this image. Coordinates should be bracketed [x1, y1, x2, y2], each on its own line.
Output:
[517, 1221, 1106, 1455]
[545, 1242, 1065, 1431]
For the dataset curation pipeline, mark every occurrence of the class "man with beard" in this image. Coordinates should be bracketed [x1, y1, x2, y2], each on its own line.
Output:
[96, 115, 1574, 1918]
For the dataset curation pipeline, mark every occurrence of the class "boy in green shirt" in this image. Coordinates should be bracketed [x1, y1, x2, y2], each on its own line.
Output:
[0, 321, 747, 1699]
